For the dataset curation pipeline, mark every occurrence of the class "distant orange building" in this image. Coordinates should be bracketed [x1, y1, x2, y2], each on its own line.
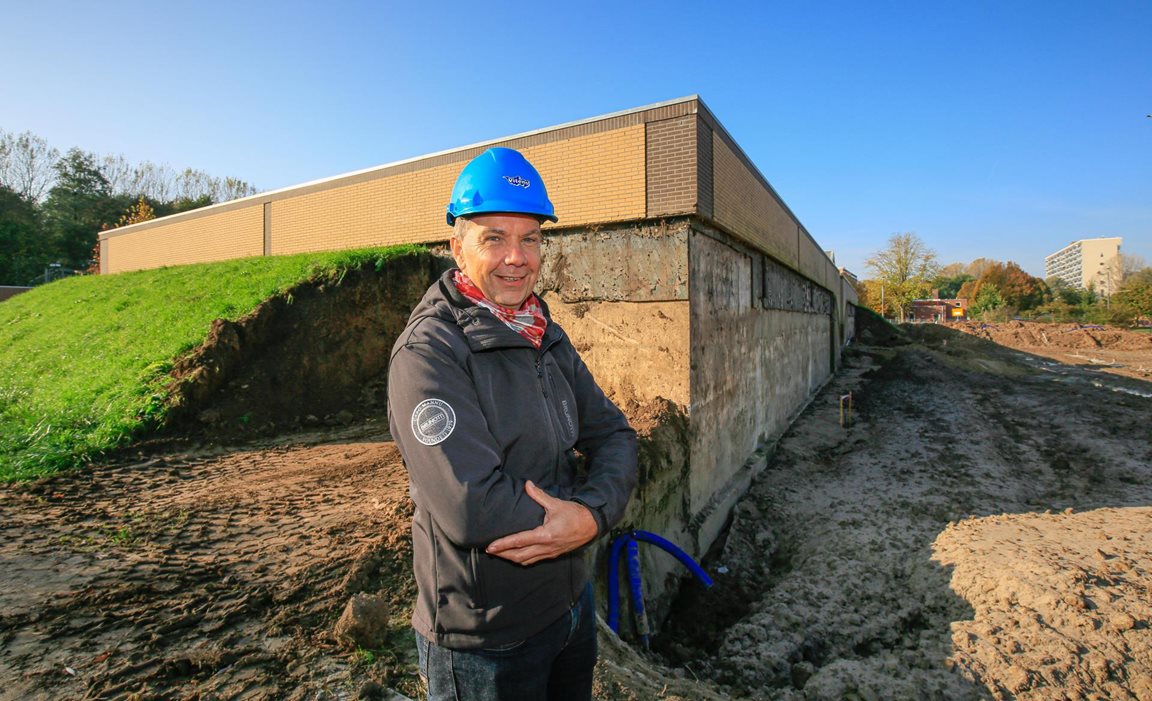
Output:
[910, 298, 967, 322]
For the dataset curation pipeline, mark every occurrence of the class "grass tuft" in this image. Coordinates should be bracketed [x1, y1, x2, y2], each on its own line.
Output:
[0, 244, 426, 482]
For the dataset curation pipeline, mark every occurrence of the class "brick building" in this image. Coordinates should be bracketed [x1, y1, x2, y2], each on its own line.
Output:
[0, 286, 32, 303]
[98, 96, 859, 610]
[910, 298, 967, 322]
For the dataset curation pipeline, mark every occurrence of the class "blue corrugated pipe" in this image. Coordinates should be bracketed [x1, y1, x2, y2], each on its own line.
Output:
[607, 529, 714, 647]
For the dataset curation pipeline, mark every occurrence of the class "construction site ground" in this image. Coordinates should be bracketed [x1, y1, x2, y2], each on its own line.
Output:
[1, 320, 1150, 700]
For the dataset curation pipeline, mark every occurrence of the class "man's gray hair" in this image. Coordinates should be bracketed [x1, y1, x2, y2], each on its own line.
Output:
[452, 217, 472, 241]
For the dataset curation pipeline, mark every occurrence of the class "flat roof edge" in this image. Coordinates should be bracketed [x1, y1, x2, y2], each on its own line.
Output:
[100, 95, 701, 240]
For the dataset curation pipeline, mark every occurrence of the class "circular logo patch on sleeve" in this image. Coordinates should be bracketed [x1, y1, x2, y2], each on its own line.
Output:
[410, 399, 456, 446]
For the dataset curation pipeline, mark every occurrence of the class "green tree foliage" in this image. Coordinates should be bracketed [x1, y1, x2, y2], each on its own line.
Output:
[0, 186, 50, 285]
[0, 129, 258, 282]
[935, 273, 974, 299]
[970, 283, 1004, 317]
[1045, 276, 1084, 306]
[864, 232, 940, 321]
[155, 194, 213, 217]
[41, 149, 132, 270]
[1114, 269, 1152, 321]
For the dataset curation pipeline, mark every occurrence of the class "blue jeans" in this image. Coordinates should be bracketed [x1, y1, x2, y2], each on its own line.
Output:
[416, 583, 597, 701]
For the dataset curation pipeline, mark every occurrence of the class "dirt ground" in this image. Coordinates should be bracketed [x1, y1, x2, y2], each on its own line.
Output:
[0, 427, 421, 700]
[644, 321, 1152, 700]
[2, 321, 1151, 700]
[949, 320, 1152, 383]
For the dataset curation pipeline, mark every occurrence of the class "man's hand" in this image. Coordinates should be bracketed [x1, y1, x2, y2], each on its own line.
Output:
[486, 480, 598, 566]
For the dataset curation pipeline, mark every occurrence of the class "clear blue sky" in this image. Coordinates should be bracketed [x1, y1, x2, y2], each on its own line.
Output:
[2, 0, 1149, 278]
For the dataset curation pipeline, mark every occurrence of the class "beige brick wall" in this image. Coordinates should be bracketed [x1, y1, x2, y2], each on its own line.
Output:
[270, 162, 459, 254]
[268, 126, 647, 255]
[527, 125, 646, 226]
[104, 205, 263, 273]
[711, 134, 798, 269]
[797, 227, 829, 287]
[99, 121, 649, 266]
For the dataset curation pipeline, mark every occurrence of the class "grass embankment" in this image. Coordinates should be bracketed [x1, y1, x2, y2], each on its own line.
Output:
[0, 245, 424, 482]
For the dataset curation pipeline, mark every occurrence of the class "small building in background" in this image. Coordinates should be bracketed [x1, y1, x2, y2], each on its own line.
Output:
[0, 286, 32, 303]
[911, 297, 967, 322]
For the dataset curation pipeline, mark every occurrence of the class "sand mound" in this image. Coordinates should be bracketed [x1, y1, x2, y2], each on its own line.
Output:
[934, 508, 1152, 700]
[951, 321, 1152, 352]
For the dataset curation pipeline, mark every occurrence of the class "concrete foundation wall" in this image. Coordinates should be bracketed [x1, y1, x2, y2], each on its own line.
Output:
[536, 223, 697, 615]
[688, 228, 832, 550]
[537, 221, 690, 412]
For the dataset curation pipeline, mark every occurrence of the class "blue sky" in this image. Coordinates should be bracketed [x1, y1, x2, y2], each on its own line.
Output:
[2, 0, 1149, 278]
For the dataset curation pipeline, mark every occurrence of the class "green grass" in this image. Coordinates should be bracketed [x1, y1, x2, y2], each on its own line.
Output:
[0, 244, 425, 482]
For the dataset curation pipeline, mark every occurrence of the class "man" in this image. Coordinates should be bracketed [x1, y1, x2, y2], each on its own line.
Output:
[387, 147, 638, 700]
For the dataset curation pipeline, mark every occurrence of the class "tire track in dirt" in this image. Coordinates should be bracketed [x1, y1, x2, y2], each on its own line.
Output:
[0, 436, 416, 701]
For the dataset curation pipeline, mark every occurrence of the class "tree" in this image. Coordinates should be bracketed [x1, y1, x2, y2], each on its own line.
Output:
[1114, 269, 1152, 321]
[0, 130, 60, 201]
[1100, 253, 1150, 296]
[3, 130, 259, 275]
[964, 258, 998, 279]
[115, 196, 156, 227]
[0, 186, 51, 284]
[159, 194, 213, 215]
[864, 232, 940, 321]
[971, 283, 1004, 317]
[1045, 276, 1084, 306]
[938, 262, 967, 278]
[958, 261, 1048, 313]
[935, 273, 974, 299]
[41, 148, 131, 270]
[1119, 254, 1148, 279]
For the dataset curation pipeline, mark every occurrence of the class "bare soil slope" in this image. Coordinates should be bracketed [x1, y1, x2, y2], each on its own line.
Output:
[949, 320, 1152, 383]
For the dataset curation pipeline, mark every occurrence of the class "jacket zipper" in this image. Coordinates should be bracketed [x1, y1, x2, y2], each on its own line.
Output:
[535, 354, 562, 486]
[470, 547, 485, 608]
[536, 350, 577, 603]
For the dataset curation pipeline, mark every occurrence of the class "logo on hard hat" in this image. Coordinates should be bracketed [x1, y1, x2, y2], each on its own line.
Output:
[502, 175, 530, 188]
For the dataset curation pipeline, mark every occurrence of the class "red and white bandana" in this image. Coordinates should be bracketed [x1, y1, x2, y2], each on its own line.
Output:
[453, 270, 548, 348]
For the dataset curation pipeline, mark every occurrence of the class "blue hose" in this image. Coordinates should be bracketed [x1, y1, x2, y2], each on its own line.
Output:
[607, 529, 714, 645]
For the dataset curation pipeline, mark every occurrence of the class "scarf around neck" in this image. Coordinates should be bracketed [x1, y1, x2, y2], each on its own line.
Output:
[452, 270, 547, 348]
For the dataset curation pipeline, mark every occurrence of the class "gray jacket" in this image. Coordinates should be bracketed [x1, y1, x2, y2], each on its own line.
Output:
[387, 270, 638, 649]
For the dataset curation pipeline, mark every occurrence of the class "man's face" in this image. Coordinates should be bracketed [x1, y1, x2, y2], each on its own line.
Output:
[451, 213, 543, 309]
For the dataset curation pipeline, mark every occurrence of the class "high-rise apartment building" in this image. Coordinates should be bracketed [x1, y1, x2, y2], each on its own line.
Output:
[1044, 237, 1122, 295]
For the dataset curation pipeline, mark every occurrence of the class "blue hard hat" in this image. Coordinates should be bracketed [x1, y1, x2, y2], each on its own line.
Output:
[446, 147, 557, 225]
